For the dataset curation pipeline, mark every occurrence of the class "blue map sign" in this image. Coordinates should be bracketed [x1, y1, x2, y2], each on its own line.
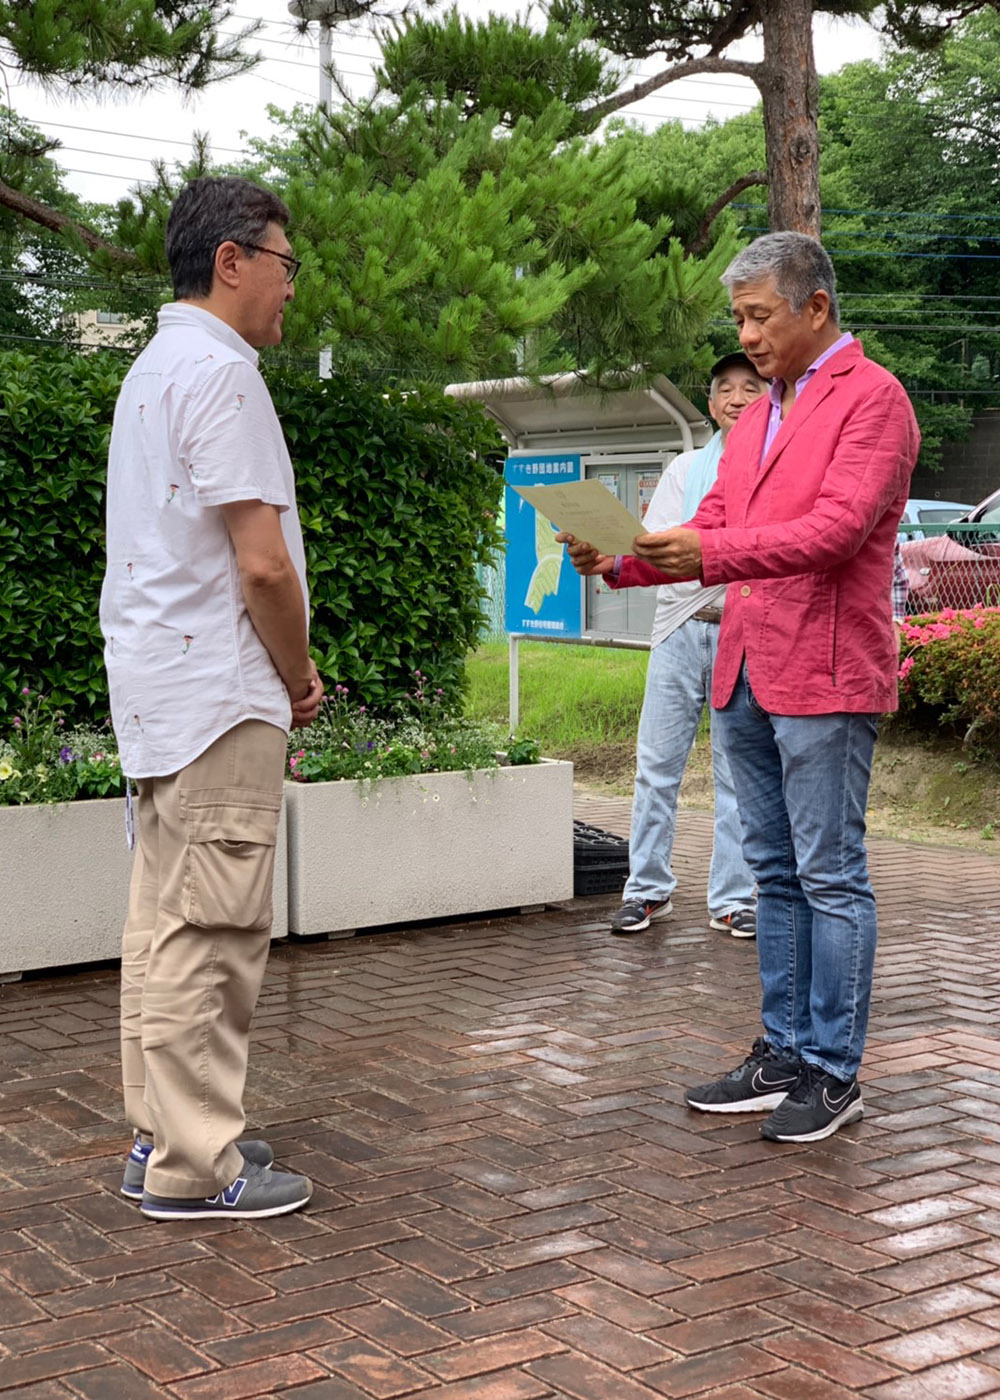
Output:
[504, 453, 582, 637]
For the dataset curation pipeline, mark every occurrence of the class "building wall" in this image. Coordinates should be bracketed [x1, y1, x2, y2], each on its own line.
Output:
[62, 309, 145, 349]
[910, 412, 1000, 506]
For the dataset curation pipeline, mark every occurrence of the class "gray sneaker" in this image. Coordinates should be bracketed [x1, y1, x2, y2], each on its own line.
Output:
[709, 907, 757, 939]
[141, 1159, 312, 1221]
[610, 897, 672, 935]
[121, 1137, 274, 1200]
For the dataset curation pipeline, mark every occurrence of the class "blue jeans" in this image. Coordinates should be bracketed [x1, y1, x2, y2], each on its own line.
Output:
[714, 663, 879, 1080]
[624, 619, 755, 918]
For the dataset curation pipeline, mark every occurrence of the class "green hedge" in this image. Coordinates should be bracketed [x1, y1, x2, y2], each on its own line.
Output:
[0, 348, 504, 724]
[0, 350, 120, 723]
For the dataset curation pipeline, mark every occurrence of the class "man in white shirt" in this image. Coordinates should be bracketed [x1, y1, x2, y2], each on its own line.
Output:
[100, 177, 323, 1221]
[609, 353, 766, 936]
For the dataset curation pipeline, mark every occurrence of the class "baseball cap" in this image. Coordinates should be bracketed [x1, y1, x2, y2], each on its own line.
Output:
[710, 350, 761, 380]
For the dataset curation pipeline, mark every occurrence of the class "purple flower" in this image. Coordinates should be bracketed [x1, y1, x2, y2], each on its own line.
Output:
[58, 747, 76, 764]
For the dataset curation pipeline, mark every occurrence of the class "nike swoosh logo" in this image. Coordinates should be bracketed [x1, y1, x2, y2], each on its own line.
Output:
[823, 1085, 854, 1111]
[751, 1068, 798, 1092]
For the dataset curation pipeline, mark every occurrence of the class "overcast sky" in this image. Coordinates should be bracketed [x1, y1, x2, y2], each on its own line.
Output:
[8, 2, 884, 206]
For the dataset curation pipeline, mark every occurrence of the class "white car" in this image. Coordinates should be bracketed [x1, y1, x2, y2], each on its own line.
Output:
[898, 497, 972, 541]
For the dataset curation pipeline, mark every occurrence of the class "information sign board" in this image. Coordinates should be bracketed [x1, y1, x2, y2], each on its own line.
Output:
[504, 453, 582, 637]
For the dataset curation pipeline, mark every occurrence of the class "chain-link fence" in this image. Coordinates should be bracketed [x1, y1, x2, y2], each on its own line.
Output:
[899, 522, 1000, 614]
[475, 555, 506, 641]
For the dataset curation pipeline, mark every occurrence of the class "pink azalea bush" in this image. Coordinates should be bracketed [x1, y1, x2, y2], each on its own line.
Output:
[897, 605, 1000, 752]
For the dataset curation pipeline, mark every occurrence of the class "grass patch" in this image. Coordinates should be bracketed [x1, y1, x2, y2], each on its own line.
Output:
[466, 641, 649, 751]
[465, 640, 1000, 848]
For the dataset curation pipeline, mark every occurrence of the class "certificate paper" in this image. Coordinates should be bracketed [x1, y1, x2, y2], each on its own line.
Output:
[511, 479, 643, 558]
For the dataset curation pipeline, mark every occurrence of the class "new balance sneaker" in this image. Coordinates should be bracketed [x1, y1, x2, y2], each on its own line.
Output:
[709, 907, 757, 939]
[685, 1038, 802, 1113]
[140, 1159, 312, 1221]
[121, 1137, 275, 1200]
[609, 897, 672, 935]
[760, 1064, 864, 1142]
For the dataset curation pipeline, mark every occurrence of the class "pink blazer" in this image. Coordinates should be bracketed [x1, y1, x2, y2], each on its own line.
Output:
[618, 340, 920, 714]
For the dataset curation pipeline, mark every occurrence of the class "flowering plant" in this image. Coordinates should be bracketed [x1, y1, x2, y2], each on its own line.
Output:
[897, 605, 1000, 752]
[0, 688, 124, 807]
[287, 674, 539, 785]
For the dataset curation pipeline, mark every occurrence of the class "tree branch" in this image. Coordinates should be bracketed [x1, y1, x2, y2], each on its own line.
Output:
[583, 55, 762, 125]
[0, 177, 136, 265]
[685, 171, 768, 257]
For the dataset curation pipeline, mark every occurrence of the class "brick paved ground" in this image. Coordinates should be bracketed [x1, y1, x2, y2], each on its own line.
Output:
[3, 796, 1000, 1398]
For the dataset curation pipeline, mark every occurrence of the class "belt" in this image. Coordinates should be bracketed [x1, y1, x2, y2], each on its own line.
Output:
[692, 606, 724, 624]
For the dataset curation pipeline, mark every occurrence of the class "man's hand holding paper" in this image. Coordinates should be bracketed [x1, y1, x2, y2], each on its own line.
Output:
[516, 477, 705, 582]
[554, 532, 615, 577]
[632, 526, 703, 578]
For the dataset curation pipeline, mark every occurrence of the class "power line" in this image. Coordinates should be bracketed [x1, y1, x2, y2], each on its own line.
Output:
[744, 228, 1000, 245]
[736, 202, 1000, 226]
[841, 293, 1000, 301]
[232, 12, 767, 99]
[48, 167, 144, 184]
[851, 324, 1000, 332]
[16, 116, 249, 158]
[55, 145, 190, 167]
[834, 251, 1000, 261]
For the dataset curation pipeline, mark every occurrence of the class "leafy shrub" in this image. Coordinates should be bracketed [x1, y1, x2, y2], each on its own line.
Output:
[287, 677, 513, 784]
[0, 349, 504, 726]
[270, 367, 504, 711]
[897, 605, 1000, 753]
[0, 687, 124, 806]
[0, 349, 125, 724]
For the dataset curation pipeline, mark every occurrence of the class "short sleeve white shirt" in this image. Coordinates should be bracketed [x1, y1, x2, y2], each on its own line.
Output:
[99, 303, 308, 778]
[644, 440, 728, 650]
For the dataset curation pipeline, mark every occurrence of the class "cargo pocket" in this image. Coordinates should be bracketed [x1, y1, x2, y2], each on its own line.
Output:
[180, 786, 282, 930]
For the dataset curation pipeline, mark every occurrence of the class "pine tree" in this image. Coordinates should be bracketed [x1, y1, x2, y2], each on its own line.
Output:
[348, 1, 1000, 235]
[0, 107, 95, 342]
[249, 93, 738, 381]
[0, 0, 260, 251]
[547, 1, 1000, 234]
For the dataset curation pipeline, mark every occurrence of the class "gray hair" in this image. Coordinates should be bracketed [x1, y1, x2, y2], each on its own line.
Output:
[722, 232, 840, 325]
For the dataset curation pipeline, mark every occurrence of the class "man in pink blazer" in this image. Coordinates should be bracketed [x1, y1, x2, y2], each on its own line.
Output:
[561, 232, 920, 1142]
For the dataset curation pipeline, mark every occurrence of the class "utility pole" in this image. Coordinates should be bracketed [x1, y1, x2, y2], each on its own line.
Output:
[287, 0, 368, 375]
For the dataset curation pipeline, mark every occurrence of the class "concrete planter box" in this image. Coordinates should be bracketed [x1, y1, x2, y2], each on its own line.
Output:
[0, 797, 288, 977]
[284, 758, 574, 938]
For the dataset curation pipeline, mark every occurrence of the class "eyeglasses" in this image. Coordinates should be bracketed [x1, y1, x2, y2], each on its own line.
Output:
[240, 243, 302, 284]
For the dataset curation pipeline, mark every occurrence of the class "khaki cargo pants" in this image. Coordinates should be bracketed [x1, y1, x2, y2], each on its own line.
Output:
[120, 720, 285, 1199]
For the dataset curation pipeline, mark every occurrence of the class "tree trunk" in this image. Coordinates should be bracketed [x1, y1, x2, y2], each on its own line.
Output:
[759, 0, 820, 235]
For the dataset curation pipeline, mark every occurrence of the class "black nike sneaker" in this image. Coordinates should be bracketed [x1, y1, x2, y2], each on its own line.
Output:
[760, 1063, 863, 1142]
[685, 1038, 803, 1113]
